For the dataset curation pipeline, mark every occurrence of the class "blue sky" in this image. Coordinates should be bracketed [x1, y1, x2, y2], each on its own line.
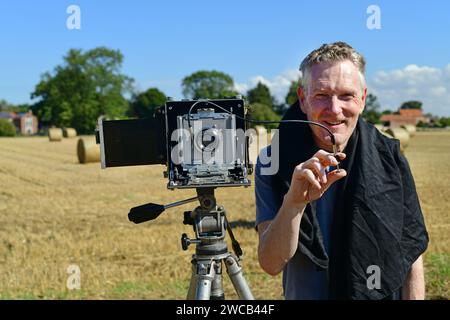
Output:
[1, 0, 449, 115]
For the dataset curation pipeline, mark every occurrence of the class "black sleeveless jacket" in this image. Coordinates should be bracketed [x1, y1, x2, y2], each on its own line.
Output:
[270, 102, 429, 299]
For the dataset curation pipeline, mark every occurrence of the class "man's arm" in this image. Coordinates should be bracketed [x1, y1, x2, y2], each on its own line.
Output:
[257, 198, 306, 275]
[257, 150, 346, 276]
[402, 255, 425, 300]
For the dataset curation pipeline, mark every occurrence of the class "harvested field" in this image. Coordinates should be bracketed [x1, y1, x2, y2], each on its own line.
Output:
[0, 132, 448, 299]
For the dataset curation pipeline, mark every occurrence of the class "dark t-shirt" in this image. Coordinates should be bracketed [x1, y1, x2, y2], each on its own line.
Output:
[255, 146, 338, 299]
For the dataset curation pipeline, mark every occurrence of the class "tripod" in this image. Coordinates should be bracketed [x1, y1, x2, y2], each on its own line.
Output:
[128, 187, 254, 300]
[182, 188, 253, 300]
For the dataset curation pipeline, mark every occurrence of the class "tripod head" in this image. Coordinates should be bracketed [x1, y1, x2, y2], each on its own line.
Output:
[127, 187, 243, 258]
[128, 187, 216, 224]
[128, 187, 252, 300]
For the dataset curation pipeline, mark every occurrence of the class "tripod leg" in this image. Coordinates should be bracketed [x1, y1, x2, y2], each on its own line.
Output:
[186, 260, 197, 300]
[195, 260, 216, 300]
[210, 260, 225, 300]
[224, 255, 254, 300]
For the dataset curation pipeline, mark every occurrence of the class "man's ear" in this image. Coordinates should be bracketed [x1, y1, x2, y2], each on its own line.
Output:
[297, 86, 307, 113]
[360, 87, 368, 114]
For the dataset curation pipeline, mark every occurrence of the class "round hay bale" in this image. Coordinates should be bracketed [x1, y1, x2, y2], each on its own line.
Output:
[77, 137, 100, 164]
[254, 125, 267, 136]
[380, 130, 406, 154]
[386, 127, 410, 152]
[269, 130, 276, 144]
[401, 124, 416, 136]
[48, 128, 63, 142]
[63, 128, 77, 138]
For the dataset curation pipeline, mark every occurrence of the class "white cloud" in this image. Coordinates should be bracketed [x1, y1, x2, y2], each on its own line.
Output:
[235, 64, 450, 116]
[431, 86, 447, 97]
[235, 69, 300, 104]
[234, 82, 249, 95]
[369, 64, 450, 116]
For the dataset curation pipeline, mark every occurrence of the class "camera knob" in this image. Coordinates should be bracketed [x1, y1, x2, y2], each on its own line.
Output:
[181, 233, 200, 250]
[182, 233, 196, 251]
[181, 233, 189, 250]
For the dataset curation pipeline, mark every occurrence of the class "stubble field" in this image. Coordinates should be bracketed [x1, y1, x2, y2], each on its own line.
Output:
[0, 131, 448, 299]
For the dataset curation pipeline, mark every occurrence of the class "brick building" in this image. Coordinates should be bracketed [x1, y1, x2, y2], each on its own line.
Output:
[380, 108, 429, 127]
[0, 111, 39, 135]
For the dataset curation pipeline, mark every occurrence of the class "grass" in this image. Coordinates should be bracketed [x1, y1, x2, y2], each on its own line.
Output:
[0, 132, 448, 300]
[425, 253, 449, 299]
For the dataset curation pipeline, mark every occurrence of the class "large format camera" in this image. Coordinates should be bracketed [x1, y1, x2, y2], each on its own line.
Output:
[97, 97, 256, 300]
[97, 97, 252, 188]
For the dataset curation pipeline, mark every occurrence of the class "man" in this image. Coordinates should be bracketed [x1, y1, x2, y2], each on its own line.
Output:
[255, 42, 429, 300]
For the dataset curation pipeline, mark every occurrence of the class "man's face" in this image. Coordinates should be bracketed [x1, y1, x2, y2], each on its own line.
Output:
[298, 60, 367, 152]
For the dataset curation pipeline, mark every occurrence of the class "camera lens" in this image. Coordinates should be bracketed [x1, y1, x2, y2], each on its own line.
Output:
[194, 127, 221, 152]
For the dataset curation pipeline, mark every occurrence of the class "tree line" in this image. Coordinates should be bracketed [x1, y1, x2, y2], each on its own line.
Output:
[0, 46, 447, 135]
[2, 47, 292, 134]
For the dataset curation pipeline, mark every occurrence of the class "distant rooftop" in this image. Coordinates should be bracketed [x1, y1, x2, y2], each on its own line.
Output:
[398, 109, 424, 117]
[0, 111, 17, 119]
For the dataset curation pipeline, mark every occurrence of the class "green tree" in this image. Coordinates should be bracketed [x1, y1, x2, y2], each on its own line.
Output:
[31, 47, 133, 134]
[437, 117, 450, 127]
[273, 101, 288, 117]
[0, 119, 16, 136]
[10, 103, 31, 113]
[247, 82, 274, 107]
[285, 80, 299, 106]
[0, 100, 31, 113]
[417, 120, 426, 128]
[400, 100, 422, 109]
[363, 93, 381, 124]
[0, 99, 13, 112]
[248, 103, 281, 129]
[130, 88, 166, 118]
[182, 70, 237, 99]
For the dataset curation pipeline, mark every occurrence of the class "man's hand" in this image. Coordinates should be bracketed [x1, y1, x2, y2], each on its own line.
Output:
[284, 150, 347, 206]
[258, 150, 348, 276]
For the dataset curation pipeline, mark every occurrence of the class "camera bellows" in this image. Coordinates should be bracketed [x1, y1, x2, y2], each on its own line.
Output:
[48, 128, 63, 142]
[77, 137, 100, 164]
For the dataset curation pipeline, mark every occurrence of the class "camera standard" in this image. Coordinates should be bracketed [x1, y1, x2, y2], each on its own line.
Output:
[96, 97, 255, 300]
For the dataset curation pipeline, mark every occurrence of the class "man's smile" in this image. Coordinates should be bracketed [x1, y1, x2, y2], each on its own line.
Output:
[322, 119, 347, 129]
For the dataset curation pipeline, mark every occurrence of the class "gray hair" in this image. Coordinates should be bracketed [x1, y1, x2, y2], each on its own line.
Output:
[299, 41, 366, 94]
